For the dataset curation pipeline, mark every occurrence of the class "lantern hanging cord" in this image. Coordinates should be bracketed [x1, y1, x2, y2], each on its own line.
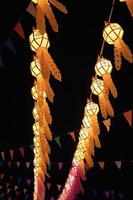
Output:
[99, 0, 116, 57]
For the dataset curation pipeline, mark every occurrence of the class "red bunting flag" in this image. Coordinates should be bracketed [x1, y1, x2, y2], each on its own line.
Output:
[19, 147, 24, 157]
[70, 131, 76, 141]
[123, 110, 132, 127]
[58, 162, 63, 170]
[9, 149, 14, 160]
[47, 183, 51, 190]
[14, 22, 25, 39]
[26, 2, 36, 18]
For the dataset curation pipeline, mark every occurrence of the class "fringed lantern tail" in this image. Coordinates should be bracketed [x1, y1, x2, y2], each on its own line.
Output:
[43, 99, 52, 124]
[99, 93, 108, 119]
[91, 115, 100, 136]
[45, 1, 59, 32]
[42, 47, 62, 81]
[103, 92, 114, 117]
[49, 0, 68, 14]
[36, 0, 46, 35]
[103, 74, 118, 98]
[115, 38, 133, 63]
[114, 41, 122, 70]
[93, 135, 101, 148]
[85, 150, 94, 168]
[126, 0, 133, 17]
[42, 118, 52, 141]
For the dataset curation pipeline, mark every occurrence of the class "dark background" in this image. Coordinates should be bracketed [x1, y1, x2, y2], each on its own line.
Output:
[0, 0, 133, 199]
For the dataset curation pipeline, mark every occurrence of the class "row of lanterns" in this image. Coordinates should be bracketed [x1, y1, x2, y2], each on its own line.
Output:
[58, 2, 133, 199]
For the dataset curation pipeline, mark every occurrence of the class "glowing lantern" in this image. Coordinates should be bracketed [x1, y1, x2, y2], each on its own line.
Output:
[91, 78, 114, 119]
[77, 140, 87, 153]
[95, 57, 118, 98]
[85, 100, 100, 137]
[33, 106, 39, 121]
[31, 85, 38, 100]
[74, 149, 85, 163]
[33, 122, 40, 136]
[79, 127, 89, 140]
[82, 115, 92, 128]
[32, 0, 37, 3]
[30, 59, 41, 78]
[29, 29, 50, 52]
[103, 22, 133, 70]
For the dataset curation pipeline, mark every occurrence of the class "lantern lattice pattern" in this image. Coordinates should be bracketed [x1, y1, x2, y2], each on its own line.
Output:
[30, 59, 41, 77]
[95, 58, 118, 98]
[82, 115, 92, 128]
[85, 101, 99, 116]
[29, 29, 50, 52]
[91, 79, 114, 119]
[33, 122, 40, 136]
[33, 106, 39, 121]
[74, 150, 85, 163]
[31, 85, 38, 100]
[79, 127, 89, 140]
[77, 140, 87, 153]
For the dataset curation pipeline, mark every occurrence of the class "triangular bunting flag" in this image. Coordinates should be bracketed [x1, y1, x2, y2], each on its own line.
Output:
[47, 183, 51, 190]
[115, 161, 122, 169]
[15, 185, 18, 190]
[16, 162, 20, 168]
[0, 185, 2, 189]
[57, 184, 61, 191]
[27, 179, 31, 186]
[0, 56, 4, 68]
[19, 147, 24, 157]
[1, 152, 4, 160]
[9, 149, 14, 160]
[99, 161, 105, 170]
[69, 131, 76, 141]
[5, 38, 16, 54]
[14, 22, 25, 39]
[119, 193, 124, 200]
[26, 2, 36, 18]
[26, 162, 30, 169]
[58, 162, 63, 170]
[55, 137, 61, 148]
[103, 119, 111, 132]
[105, 191, 110, 198]
[123, 110, 132, 127]
[29, 144, 34, 150]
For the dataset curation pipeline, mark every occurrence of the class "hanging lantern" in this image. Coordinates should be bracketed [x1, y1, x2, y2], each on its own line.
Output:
[31, 85, 38, 100]
[103, 22, 133, 70]
[91, 78, 114, 119]
[82, 115, 92, 128]
[119, 0, 133, 17]
[74, 150, 85, 165]
[95, 57, 118, 98]
[79, 127, 89, 140]
[30, 59, 41, 78]
[77, 140, 87, 153]
[84, 100, 100, 138]
[33, 106, 39, 121]
[33, 122, 40, 136]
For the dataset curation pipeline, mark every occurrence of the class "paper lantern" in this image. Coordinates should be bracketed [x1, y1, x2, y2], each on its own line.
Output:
[91, 79, 114, 119]
[30, 59, 41, 78]
[32, 0, 37, 3]
[85, 101, 100, 137]
[79, 127, 89, 140]
[33, 122, 40, 136]
[29, 29, 50, 52]
[33, 106, 39, 121]
[77, 140, 87, 153]
[103, 23, 133, 70]
[31, 85, 38, 100]
[95, 58, 117, 98]
[74, 150, 85, 164]
[82, 115, 92, 128]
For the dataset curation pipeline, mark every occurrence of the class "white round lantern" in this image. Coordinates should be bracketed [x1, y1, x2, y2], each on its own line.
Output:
[90, 79, 104, 96]
[30, 59, 41, 77]
[95, 58, 112, 76]
[31, 85, 38, 100]
[79, 127, 89, 140]
[85, 101, 99, 116]
[29, 29, 50, 52]
[33, 122, 40, 136]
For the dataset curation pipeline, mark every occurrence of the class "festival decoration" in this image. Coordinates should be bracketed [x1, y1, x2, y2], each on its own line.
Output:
[103, 22, 133, 70]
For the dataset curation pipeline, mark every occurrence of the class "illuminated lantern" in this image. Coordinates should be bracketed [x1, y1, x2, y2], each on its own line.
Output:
[30, 59, 41, 78]
[79, 127, 89, 140]
[74, 149, 85, 164]
[91, 78, 114, 119]
[31, 85, 38, 100]
[82, 115, 92, 128]
[33, 106, 39, 121]
[33, 122, 40, 136]
[103, 22, 133, 70]
[77, 140, 87, 153]
[119, 0, 133, 17]
[29, 29, 50, 52]
[85, 100, 100, 138]
[95, 57, 118, 98]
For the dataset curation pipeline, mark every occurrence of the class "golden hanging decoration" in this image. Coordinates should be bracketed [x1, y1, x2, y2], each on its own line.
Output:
[103, 22, 133, 70]
[95, 57, 118, 98]
[91, 78, 114, 119]
[32, 0, 68, 34]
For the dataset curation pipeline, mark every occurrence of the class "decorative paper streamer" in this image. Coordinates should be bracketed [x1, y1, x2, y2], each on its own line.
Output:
[19, 147, 24, 157]
[123, 110, 132, 126]
[103, 119, 111, 132]
[14, 22, 25, 39]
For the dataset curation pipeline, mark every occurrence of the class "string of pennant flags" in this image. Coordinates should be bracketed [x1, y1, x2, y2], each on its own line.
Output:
[0, 108, 132, 160]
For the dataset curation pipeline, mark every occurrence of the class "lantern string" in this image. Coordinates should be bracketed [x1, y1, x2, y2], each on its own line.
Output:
[99, 0, 116, 58]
